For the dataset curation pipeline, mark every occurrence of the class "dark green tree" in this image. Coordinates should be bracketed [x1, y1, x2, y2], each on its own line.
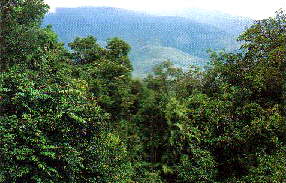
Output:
[199, 10, 286, 182]
[0, 1, 155, 182]
[68, 36, 104, 64]
[0, 0, 49, 70]
[68, 36, 134, 119]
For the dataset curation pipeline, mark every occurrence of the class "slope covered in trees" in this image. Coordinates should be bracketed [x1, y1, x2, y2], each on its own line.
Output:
[43, 7, 250, 76]
[1, 1, 286, 182]
[153, 8, 253, 36]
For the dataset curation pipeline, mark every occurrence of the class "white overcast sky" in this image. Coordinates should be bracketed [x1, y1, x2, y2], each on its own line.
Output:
[44, 0, 286, 19]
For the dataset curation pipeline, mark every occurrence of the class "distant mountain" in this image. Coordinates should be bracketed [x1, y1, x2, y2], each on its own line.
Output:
[43, 7, 251, 76]
[131, 45, 206, 77]
[152, 8, 253, 36]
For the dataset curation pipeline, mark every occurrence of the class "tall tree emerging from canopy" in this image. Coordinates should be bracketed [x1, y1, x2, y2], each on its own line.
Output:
[0, 0, 49, 71]
[68, 36, 134, 119]
[0, 2, 148, 182]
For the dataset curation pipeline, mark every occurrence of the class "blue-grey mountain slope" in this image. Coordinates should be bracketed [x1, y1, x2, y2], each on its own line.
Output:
[43, 7, 251, 76]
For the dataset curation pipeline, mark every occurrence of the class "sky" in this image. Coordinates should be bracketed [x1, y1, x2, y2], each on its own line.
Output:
[44, 0, 286, 20]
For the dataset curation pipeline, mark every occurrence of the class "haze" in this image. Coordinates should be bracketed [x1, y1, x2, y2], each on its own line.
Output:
[45, 0, 285, 19]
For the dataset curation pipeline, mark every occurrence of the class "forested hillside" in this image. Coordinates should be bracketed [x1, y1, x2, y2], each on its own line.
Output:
[1, 1, 286, 182]
[43, 7, 250, 76]
[153, 8, 253, 36]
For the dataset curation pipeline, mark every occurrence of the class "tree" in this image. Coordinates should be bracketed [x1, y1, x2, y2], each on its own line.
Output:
[68, 36, 103, 64]
[69, 36, 135, 119]
[199, 10, 286, 182]
[0, 0, 49, 70]
[237, 9, 286, 106]
[0, 2, 146, 182]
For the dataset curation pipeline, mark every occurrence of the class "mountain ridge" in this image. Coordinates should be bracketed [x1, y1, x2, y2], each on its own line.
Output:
[43, 7, 250, 76]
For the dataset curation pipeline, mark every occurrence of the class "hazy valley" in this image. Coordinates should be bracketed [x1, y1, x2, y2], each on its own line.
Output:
[44, 7, 253, 76]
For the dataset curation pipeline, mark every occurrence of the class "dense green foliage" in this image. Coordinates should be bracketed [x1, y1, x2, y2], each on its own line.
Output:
[1, 1, 286, 182]
[0, 0, 49, 71]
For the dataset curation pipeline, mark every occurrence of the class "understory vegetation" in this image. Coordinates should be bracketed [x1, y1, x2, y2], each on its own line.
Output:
[0, 1, 286, 182]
